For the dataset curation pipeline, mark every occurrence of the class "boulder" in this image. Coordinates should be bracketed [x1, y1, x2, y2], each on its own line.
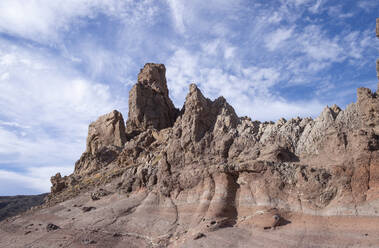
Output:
[50, 173, 67, 194]
[86, 110, 126, 155]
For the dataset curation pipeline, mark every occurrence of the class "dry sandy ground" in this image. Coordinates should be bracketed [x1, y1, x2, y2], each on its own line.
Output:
[0, 191, 378, 248]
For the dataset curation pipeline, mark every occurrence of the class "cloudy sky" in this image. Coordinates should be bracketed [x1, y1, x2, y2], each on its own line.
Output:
[0, 0, 378, 195]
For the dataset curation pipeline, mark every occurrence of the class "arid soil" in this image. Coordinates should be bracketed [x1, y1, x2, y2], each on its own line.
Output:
[0, 190, 378, 247]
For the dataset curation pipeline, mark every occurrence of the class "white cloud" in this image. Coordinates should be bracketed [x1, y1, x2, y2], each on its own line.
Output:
[357, 0, 379, 12]
[292, 0, 312, 6]
[0, 38, 125, 171]
[265, 27, 294, 51]
[166, 46, 325, 121]
[0, 0, 158, 44]
[0, 120, 29, 129]
[166, 0, 187, 33]
[268, 12, 283, 23]
[327, 5, 354, 19]
[166, 0, 240, 35]
[308, 0, 324, 13]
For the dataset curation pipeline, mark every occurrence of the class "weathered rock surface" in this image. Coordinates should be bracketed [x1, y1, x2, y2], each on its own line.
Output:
[86, 110, 127, 155]
[2, 55, 379, 247]
[74, 110, 126, 176]
[126, 63, 179, 137]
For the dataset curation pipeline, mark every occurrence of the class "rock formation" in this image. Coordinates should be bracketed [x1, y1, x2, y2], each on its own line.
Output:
[74, 110, 126, 176]
[1, 23, 379, 247]
[126, 63, 179, 137]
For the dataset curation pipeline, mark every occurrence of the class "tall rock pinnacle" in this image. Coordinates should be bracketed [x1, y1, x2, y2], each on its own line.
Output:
[126, 63, 179, 136]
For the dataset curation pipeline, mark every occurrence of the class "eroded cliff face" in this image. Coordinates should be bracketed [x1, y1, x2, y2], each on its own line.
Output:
[46, 61, 379, 219]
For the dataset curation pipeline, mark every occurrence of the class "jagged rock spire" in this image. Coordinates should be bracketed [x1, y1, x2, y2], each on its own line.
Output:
[126, 63, 179, 136]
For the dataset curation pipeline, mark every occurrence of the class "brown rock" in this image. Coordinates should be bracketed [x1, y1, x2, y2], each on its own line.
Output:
[357, 87, 379, 132]
[50, 173, 67, 194]
[46, 223, 60, 232]
[73, 110, 126, 176]
[86, 110, 126, 155]
[126, 63, 178, 136]
[82, 206, 96, 212]
[193, 232, 206, 240]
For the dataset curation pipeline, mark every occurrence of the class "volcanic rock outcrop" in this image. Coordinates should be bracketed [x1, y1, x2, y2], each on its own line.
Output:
[74, 110, 126, 176]
[126, 63, 179, 137]
[2, 54, 379, 247]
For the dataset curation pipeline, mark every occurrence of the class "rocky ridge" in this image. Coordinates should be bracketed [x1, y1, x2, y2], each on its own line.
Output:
[0, 28, 379, 247]
[48, 63, 379, 217]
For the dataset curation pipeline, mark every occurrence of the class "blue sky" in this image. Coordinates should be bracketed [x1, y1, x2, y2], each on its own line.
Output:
[0, 0, 378, 195]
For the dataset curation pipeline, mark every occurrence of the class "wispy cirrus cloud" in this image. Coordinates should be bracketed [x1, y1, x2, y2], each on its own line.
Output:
[0, 0, 159, 44]
[0, 38, 127, 186]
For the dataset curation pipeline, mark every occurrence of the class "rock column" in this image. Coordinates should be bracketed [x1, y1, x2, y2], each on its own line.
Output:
[126, 63, 179, 137]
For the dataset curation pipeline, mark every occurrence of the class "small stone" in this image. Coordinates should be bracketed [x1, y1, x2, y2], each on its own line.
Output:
[91, 194, 100, 201]
[82, 239, 97, 245]
[82, 206, 96, 212]
[46, 223, 60, 232]
[193, 232, 206, 240]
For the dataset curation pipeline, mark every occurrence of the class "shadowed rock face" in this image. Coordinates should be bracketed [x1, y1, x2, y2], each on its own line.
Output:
[2, 52, 379, 247]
